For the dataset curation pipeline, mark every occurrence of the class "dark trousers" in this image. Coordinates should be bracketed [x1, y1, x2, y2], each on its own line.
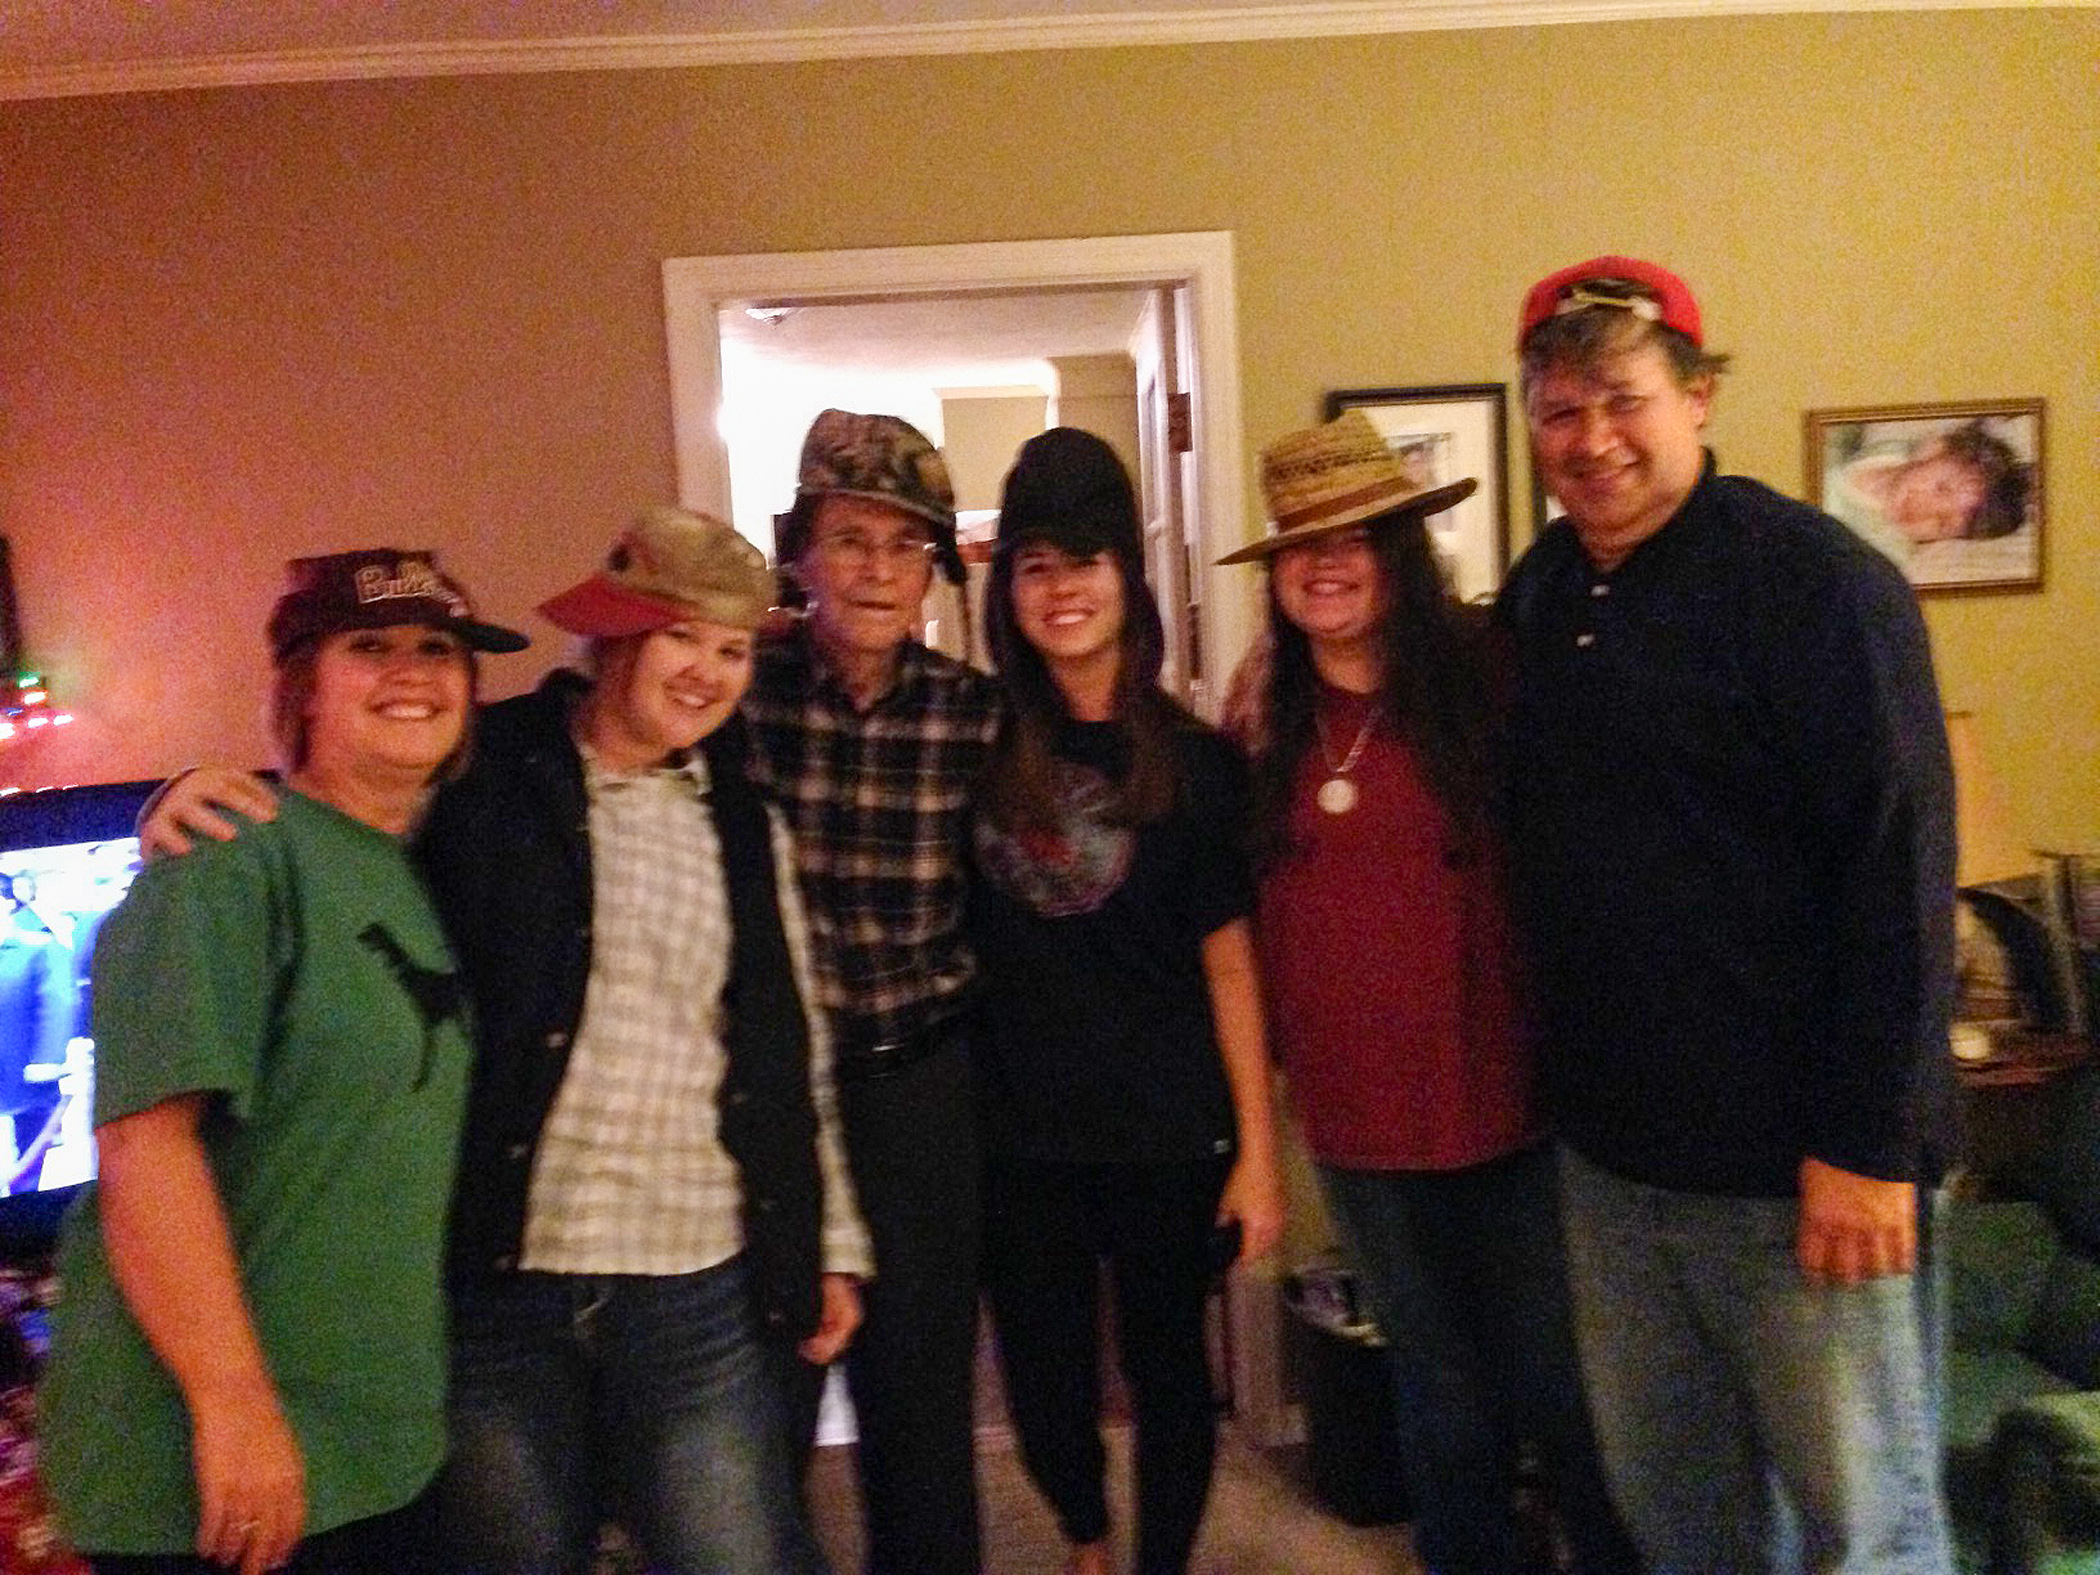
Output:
[792, 1038, 984, 1574]
[1321, 1143, 1639, 1575]
[85, 1495, 440, 1575]
[981, 1154, 1228, 1575]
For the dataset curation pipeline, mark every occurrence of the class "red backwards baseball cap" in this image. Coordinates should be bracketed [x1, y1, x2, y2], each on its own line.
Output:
[1518, 256, 1703, 349]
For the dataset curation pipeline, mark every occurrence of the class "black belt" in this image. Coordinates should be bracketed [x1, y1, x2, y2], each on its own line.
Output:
[832, 1014, 967, 1084]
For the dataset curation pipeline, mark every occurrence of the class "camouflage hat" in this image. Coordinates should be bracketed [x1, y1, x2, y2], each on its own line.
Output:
[790, 409, 964, 583]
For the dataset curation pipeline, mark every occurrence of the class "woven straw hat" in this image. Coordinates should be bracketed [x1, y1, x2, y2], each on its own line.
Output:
[1219, 409, 1477, 565]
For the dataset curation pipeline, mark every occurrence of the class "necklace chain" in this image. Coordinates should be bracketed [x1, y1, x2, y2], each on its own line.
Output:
[1314, 704, 1379, 777]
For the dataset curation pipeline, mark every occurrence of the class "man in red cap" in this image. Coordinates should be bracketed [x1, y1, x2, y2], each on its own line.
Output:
[1498, 258, 1959, 1571]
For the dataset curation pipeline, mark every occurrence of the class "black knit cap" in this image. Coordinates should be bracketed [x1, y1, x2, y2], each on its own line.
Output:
[994, 427, 1144, 567]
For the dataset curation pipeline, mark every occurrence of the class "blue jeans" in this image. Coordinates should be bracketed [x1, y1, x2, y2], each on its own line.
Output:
[435, 1257, 827, 1575]
[1320, 1144, 1637, 1575]
[1558, 1145, 1953, 1574]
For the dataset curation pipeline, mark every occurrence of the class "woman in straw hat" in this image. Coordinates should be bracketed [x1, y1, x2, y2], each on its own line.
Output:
[1222, 411, 1635, 1574]
[137, 508, 869, 1575]
[970, 428, 1283, 1575]
[42, 550, 525, 1575]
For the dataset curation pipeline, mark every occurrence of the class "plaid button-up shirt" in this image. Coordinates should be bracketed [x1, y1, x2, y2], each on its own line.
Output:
[521, 747, 872, 1279]
[741, 627, 1002, 1049]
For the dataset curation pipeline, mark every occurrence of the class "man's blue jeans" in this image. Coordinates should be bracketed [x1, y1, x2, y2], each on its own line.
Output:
[1558, 1145, 1953, 1574]
[434, 1257, 828, 1575]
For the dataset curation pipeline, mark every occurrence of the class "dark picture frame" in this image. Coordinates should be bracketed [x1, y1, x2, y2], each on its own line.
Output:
[1805, 399, 2044, 594]
[1324, 384, 1509, 602]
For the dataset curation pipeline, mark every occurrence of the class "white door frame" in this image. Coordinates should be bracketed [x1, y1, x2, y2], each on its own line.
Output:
[661, 231, 1254, 699]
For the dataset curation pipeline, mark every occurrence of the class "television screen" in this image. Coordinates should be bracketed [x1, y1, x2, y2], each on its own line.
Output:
[0, 780, 157, 1243]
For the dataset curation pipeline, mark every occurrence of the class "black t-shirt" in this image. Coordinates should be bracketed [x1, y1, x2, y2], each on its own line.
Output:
[968, 716, 1253, 1165]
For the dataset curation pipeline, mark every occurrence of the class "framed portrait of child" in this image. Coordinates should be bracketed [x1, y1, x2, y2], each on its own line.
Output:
[1806, 399, 2044, 593]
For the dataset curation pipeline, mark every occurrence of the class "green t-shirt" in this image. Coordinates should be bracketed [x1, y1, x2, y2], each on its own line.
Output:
[39, 791, 472, 1554]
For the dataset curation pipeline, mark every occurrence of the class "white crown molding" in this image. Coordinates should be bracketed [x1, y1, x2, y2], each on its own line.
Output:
[2, 0, 2084, 102]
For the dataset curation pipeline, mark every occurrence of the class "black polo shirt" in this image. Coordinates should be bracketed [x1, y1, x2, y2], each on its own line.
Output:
[1498, 462, 1957, 1196]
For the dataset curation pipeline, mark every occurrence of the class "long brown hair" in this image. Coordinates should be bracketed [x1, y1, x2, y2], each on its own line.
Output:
[1247, 513, 1499, 870]
[982, 541, 1185, 835]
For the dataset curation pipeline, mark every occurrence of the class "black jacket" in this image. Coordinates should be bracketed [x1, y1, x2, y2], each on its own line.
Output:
[418, 671, 826, 1338]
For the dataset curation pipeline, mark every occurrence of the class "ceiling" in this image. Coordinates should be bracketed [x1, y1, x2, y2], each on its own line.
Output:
[719, 288, 1153, 389]
[3, 1, 2059, 102]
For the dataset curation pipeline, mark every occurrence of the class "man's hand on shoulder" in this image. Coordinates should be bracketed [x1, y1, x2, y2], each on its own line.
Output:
[1797, 1155, 1916, 1286]
[139, 768, 279, 859]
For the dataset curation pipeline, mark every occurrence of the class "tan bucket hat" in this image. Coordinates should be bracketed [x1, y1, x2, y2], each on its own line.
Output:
[1219, 408, 1477, 565]
[537, 506, 776, 635]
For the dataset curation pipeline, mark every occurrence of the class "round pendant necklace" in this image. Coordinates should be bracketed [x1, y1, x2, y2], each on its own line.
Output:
[1313, 704, 1378, 816]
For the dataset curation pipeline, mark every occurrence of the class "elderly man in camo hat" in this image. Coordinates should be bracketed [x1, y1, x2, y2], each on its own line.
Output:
[744, 409, 1001, 1575]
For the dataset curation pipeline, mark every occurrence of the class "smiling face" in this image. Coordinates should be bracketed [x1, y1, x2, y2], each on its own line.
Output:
[1008, 543, 1126, 674]
[1525, 337, 1712, 570]
[792, 494, 936, 669]
[1270, 526, 1386, 666]
[300, 624, 471, 783]
[584, 618, 754, 769]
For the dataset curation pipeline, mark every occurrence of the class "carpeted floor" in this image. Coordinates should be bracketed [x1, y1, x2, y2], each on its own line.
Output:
[807, 1421, 1426, 1575]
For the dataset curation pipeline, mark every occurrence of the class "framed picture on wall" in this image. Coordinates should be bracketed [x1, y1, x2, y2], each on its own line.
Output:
[1324, 384, 1509, 603]
[1805, 398, 2044, 594]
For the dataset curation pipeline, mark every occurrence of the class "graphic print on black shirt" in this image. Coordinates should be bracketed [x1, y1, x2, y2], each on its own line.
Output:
[973, 757, 1135, 918]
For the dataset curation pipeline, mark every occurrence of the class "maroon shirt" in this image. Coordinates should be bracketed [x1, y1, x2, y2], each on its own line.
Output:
[1256, 682, 1540, 1171]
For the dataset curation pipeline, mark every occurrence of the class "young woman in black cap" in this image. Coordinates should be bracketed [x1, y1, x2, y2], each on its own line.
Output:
[970, 427, 1282, 1575]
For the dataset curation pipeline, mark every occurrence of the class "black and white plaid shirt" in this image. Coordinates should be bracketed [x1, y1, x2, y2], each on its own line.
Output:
[740, 627, 1002, 1050]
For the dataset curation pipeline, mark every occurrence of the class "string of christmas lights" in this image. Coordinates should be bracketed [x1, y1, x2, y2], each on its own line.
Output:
[0, 540, 70, 748]
[0, 670, 72, 744]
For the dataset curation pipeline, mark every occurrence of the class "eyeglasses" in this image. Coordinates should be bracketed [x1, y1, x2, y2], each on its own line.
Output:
[815, 531, 937, 570]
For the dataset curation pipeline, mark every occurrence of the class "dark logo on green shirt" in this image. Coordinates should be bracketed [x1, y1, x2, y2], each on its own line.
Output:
[358, 923, 467, 1089]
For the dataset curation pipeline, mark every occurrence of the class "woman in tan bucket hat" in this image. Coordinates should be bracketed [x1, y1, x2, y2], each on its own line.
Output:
[1222, 411, 1636, 1573]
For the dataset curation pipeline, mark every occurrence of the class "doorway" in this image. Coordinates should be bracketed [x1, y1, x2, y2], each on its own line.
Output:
[660, 232, 1254, 715]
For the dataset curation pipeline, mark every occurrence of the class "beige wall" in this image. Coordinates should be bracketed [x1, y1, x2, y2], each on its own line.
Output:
[1, 10, 2094, 845]
[940, 392, 1050, 511]
[1049, 353, 1142, 485]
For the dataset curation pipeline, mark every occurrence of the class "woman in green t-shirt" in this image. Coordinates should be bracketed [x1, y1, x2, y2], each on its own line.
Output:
[40, 550, 525, 1575]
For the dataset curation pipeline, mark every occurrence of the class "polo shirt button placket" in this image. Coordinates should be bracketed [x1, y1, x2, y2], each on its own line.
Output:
[1576, 577, 1607, 649]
